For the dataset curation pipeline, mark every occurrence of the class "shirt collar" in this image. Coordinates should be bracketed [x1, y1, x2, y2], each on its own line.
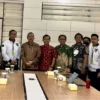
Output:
[27, 42, 34, 46]
[92, 43, 99, 47]
[60, 44, 66, 47]
[75, 42, 83, 46]
[9, 38, 15, 43]
[44, 44, 49, 47]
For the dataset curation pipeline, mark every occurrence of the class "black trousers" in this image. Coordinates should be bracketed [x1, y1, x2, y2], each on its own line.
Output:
[88, 70, 100, 91]
[1, 60, 19, 70]
[71, 68, 87, 82]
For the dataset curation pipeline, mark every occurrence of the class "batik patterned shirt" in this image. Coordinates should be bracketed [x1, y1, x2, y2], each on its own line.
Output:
[55, 44, 72, 73]
[71, 43, 88, 70]
[39, 45, 57, 71]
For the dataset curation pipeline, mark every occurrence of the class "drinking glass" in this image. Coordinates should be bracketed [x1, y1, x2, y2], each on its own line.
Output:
[57, 75, 63, 86]
[5, 67, 10, 77]
[54, 70, 59, 80]
[10, 65, 15, 73]
[57, 66, 61, 73]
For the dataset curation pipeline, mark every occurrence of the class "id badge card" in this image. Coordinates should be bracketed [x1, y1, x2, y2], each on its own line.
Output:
[90, 59, 93, 64]
[12, 50, 14, 56]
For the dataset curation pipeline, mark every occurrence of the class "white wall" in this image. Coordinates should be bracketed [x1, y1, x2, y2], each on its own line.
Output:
[23, 0, 100, 46]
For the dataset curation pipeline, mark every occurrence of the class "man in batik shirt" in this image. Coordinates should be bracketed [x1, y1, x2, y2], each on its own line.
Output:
[71, 33, 88, 81]
[55, 35, 72, 74]
[21, 32, 41, 70]
[39, 35, 57, 71]
[83, 37, 91, 47]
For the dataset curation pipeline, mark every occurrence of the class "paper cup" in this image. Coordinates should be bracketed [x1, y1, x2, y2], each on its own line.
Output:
[5, 68, 10, 72]
[1, 72, 7, 78]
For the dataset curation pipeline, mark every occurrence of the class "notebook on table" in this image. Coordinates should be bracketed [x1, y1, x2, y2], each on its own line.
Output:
[67, 72, 79, 83]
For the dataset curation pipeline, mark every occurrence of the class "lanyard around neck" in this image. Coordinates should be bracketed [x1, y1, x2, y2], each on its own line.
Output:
[91, 46, 95, 59]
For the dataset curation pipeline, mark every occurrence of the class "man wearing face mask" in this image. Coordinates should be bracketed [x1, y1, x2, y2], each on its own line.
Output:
[83, 37, 91, 47]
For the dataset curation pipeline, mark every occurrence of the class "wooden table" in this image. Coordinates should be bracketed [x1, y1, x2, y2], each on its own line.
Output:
[0, 71, 100, 100]
[0, 71, 24, 100]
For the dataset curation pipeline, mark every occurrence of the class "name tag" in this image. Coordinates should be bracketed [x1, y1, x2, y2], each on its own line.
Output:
[90, 59, 93, 64]
[12, 51, 14, 56]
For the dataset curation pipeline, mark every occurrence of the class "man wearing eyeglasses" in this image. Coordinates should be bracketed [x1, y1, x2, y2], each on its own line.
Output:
[55, 34, 72, 74]
[21, 32, 41, 70]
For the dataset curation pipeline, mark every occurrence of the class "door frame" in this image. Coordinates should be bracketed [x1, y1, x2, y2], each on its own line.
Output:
[0, 18, 3, 45]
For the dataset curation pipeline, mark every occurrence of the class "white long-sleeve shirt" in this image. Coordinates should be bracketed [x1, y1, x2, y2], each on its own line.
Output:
[88, 44, 100, 72]
[2, 40, 20, 61]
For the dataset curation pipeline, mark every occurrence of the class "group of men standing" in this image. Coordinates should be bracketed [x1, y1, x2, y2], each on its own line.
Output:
[0, 30, 100, 91]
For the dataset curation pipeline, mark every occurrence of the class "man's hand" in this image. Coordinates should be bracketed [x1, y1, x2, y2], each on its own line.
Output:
[97, 72, 100, 78]
[25, 61, 33, 66]
[14, 60, 17, 64]
[28, 61, 33, 64]
[49, 67, 53, 71]
[66, 68, 71, 73]
[81, 68, 86, 74]
[25, 62, 31, 66]
[11, 60, 17, 65]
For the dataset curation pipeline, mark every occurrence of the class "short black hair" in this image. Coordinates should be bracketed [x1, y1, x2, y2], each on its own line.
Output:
[83, 37, 91, 42]
[58, 34, 67, 40]
[74, 33, 83, 39]
[43, 34, 51, 40]
[91, 34, 99, 39]
[9, 30, 17, 35]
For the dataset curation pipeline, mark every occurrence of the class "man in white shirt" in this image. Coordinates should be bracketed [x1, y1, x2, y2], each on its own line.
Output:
[2, 30, 20, 70]
[88, 34, 100, 91]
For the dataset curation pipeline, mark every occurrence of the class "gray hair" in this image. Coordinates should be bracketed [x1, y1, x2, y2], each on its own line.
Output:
[27, 32, 34, 37]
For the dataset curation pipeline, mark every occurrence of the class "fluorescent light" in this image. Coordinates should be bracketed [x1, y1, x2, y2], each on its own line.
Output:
[42, 2, 100, 22]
